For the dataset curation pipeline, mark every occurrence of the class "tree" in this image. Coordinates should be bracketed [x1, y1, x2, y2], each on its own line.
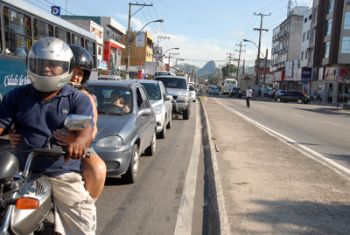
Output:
[221, 64, 237, 77]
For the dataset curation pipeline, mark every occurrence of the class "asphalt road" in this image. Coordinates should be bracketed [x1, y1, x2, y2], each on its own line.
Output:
[96, 102, 204, 235]
[213, 95, 350, 171]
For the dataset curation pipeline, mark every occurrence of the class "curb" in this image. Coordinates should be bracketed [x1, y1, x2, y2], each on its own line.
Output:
[199, 97, 231, 235]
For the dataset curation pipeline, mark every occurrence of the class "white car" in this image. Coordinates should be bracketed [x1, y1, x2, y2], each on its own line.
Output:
[189, 83, 196, 102]
[138, 80, 173, 139]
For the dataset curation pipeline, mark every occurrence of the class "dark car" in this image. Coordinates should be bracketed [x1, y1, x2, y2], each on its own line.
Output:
[275, 90, 310, 104]
[229, 87, 242, 98]
[87, 80, 157, 183]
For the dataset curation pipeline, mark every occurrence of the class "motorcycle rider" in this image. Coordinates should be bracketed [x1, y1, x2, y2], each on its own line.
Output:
[58, 44, 106, 200]
[0, 37, 96, 235]
[9, 44, 107, 200]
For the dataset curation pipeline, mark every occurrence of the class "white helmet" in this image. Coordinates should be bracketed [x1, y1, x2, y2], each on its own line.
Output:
[27, 37, 75, 92]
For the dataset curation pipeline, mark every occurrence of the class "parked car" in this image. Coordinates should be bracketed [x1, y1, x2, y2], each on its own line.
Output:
[208, 86, 220, 95]
[275, 90, 310, 104]
[155, 75, 192, 120]
[188, 83, 197, 102]
[137, 79, 173, 139]
[87, 80, 157, 183]
[229, 87, 242, 98]
[98, 75, 122, 81]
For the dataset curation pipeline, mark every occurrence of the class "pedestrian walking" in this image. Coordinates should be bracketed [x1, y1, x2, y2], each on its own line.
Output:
[246, 86, 253, 108]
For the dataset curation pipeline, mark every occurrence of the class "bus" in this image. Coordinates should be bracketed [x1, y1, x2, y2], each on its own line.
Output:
[222, 78, 237, 95]
[0, 0, 97, 99]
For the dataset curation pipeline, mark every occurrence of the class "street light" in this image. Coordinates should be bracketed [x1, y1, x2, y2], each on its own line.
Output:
[243, 38, 269, 88]
[125, 19, 164, 79]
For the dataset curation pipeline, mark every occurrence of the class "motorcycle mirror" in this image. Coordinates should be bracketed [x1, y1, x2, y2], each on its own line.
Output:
[0, 151, 19, 183]
[64, 114, 92, 131]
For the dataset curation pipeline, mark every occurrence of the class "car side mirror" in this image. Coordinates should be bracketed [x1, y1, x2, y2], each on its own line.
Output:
[64, 114, 92, 131]
[165, 95, 173, 101]
[138, 108, 152, 116]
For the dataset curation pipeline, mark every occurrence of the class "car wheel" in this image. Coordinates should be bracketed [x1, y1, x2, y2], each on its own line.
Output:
[158, 125, 166, 139]
[183, 107, 190, 120]
[166, 115, 173, 129]
[277, 98, 281, 102]
[145, 133, 156, 156]
[297, 99, 302, 103]
[122, 145, 139, 184]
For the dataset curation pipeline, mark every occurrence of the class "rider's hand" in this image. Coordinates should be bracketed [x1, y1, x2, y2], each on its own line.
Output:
[66, 140, 87, 160]
[53, 130, 77, 146]
[9, 129, 22, 148]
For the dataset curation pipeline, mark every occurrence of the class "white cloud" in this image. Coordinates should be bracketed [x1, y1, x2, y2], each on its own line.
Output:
[155, 33, 263, 68]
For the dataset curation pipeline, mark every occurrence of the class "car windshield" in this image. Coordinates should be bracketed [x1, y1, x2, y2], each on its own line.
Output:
[141, 83, 161, 100]
[156, 77, 187, 89]
[88, 86, 133, 115]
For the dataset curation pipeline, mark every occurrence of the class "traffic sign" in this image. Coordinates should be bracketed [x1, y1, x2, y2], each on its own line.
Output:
[51, 6, 61, 16]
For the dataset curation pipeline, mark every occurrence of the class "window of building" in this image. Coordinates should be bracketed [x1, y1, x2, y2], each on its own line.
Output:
[304, 17, 307, 23]
[3, 7, 32, 57]
[344, 12, 350, 30]
[323, 41, 330, 58]
[301, 51, 304, 60]
[325, 19, 333, 36]
[309, 14, 312, 20]
[307, 30, 310, 40]
[347, 0, 350, 5]
[303, 32, 306, 41]
[327, 0, 334, 14]
[341, 37, 350, 53]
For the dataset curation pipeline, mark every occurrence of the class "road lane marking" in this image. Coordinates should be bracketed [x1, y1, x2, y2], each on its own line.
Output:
[214, 99, 350, 181]
[174, 103, 202, 235]
[321, 120, 339, 126]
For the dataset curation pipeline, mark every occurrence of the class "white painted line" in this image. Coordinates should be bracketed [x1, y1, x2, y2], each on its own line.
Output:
[215, 99, 350, 181]
[174, 103, 201, 235]
[201, 100, 231, 235]
[292, 113, 304, 118]
[322, 120, 339, 126]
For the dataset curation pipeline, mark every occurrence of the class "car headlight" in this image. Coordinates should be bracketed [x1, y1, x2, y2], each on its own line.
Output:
[153, 106, 162, 114]
[177, 95, 187, 102]
[96, 136, 123, 149]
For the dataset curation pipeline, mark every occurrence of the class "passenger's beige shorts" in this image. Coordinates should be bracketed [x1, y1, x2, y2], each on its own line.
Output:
[47, 172, 96, 235]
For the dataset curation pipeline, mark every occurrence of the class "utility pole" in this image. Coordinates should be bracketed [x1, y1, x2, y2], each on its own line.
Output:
[227, 52, 234, 77]
[126, 2, 153, 79]
[253, 12, 270, 86]
[235, 41, 246, 81]
[263, 48, 269, 86]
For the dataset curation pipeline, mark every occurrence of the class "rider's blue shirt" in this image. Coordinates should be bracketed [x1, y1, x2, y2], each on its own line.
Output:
[0, 84, 94, 175]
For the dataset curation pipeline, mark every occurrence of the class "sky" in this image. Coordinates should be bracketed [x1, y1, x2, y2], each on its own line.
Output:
[29, 0, 313, 68]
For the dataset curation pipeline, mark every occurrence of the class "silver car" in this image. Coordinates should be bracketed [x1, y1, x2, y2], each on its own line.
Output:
[155, 76, 192, 120]
[87, 80, 157, 184]
[137, 80, 173, 139]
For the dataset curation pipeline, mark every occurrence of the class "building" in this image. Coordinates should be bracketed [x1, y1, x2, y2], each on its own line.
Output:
[121, 31, 157, 78]
[271, 6, 309, 91]
[300, 8, 313, 95]
[310, 0, 350, 104]
[62, 16, 126, 76]
[60, 16, 106, 73]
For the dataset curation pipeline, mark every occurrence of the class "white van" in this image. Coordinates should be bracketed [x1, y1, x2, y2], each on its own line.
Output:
[222, 78, 237, 95]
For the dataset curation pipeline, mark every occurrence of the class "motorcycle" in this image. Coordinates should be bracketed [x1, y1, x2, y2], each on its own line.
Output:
[0, 114, 91, 235]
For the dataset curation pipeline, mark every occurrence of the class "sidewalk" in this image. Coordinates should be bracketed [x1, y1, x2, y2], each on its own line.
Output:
[201, 97, 350, 235]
